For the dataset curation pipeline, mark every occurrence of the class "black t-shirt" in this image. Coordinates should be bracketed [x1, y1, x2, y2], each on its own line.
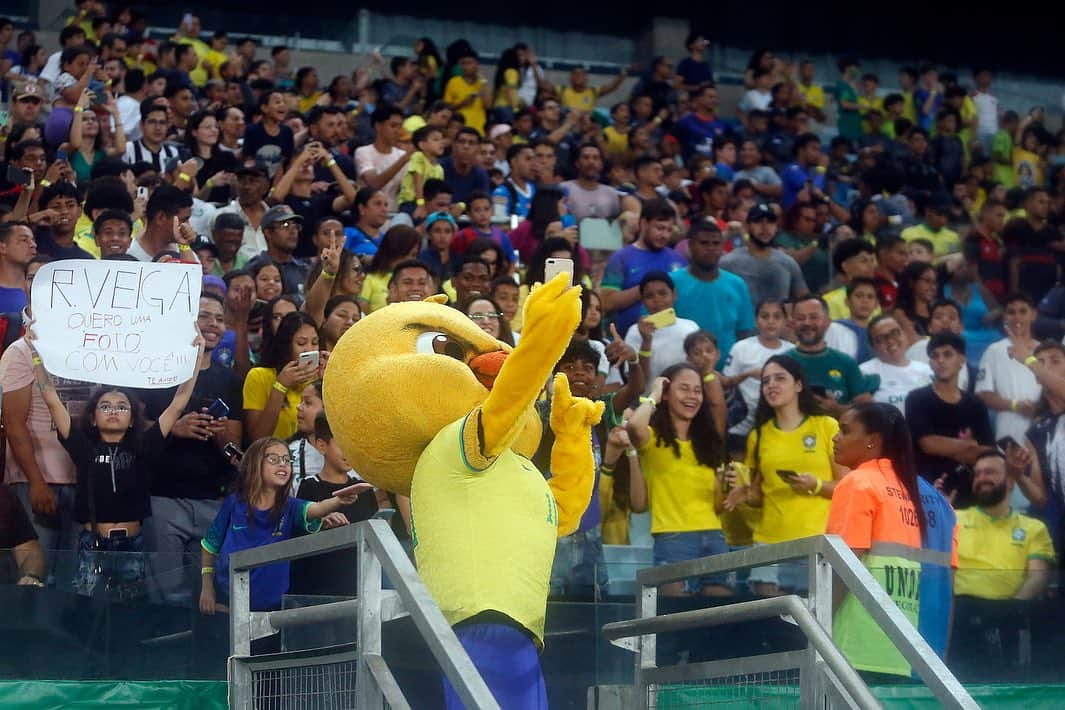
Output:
[289, 475, 377, 596]
[198, 150, 242, 203]
[60, 424, 164, 524]
[0, 485, 37, 582]
[246, 252, 312, 297]
[1003, 217, 1061, 303]
[242, 122, 295, 177]
[141, 362, 244, 500]
[33, 227, 95, 261]
[904, 385, 994, 507]
[284, 193, 337, 258]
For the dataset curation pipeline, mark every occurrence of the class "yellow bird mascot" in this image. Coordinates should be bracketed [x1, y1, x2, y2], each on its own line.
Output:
[323, 273, 604, 708]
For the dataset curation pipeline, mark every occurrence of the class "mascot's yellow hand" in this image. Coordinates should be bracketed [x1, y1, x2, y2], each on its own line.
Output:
[550, 372, 605, 439]
[523, 272, 581, 344]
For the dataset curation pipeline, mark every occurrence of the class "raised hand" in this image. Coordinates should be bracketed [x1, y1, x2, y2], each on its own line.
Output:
[604, 323, 636, 366]
[549, 372, 605, 438]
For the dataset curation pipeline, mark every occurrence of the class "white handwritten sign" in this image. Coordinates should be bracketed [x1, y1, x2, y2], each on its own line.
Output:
[31, 260, 202, 389]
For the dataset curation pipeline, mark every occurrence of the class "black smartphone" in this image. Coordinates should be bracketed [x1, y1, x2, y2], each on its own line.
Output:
[777, 469, 799, 481]
[223, 442, 243, 462]
[810, 385, 828, 398]
[206, 398, 230, 419]
[6, 164, 32, 186]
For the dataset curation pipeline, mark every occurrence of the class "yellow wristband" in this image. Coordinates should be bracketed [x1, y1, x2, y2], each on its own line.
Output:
[703, 372, 716, 383]
[272, 381, 289, 395]
[325, 159, 337, 168]
[811, 479, 824, 496]
[640, 396, 657, 408]
[1025, 355, 1038, 367]
[31, 355, 41, 365]
[74, 106, 83, 113]
[639, 349, 652, 358]
[178, 243, 192, 251]
[321, 269, 337, 280]
[205, 178, 214, 188]
[416, 198, 426, 206]
[39, 179, 52, 187]
[178, 172, 191, 182]
[201, 566, 214, 576]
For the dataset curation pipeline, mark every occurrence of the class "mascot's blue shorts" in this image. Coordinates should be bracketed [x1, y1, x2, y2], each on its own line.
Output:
[442, 621, 547, 709]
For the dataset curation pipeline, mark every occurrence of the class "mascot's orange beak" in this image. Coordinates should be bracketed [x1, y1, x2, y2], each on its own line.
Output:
[470, 350, 507, 390]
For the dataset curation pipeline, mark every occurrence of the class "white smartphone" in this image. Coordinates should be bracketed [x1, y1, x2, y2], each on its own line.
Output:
[298, 351, 320, 369]
[544, 257, 574, 287]
[136, 186, 149, 200]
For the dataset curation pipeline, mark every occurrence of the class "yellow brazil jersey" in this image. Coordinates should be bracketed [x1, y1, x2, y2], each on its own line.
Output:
[242, 367, 303, 440]
[397, 151, 444, 205]
[857, 95, 884, 134]
[444, 75, 488, 135]
[561, 86, 598, 113]
[745, 415, 837, 544]
[73, 212, 145, 258]
[797, 82, 825, 111]
[603, 125, 629, 156]
[411, 415, 558, 645]
[954, 507, 1055, 600]
[358, 271, 392, 313]
[901, 223, 960, 258]
[900, 91, 918, 124]
[636, 425, 722, 534]
[823, 287, 880, 321]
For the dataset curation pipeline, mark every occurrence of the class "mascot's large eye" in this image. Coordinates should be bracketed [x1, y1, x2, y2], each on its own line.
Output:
[415, 331, 467, 361]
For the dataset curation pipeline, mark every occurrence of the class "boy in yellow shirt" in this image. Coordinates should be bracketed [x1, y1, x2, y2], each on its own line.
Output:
[398, 126, 446, 219]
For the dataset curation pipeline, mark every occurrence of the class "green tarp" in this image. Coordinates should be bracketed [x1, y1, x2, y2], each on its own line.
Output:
[0, 680, 227, 709]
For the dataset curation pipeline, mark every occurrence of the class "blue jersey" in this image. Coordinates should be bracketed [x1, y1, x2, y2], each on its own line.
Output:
[492, 180, 535, 219]
[780, 162, 826, 208]
[202, 493, 321, 611]
[601, 245, 687, 336]
[916, 477, 956, 662]
[674, 112, 728, 159]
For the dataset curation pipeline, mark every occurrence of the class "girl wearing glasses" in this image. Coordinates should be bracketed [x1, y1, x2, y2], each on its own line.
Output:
[26, 333, 205, 600]
[461, 295, 515, 347]
[199, 437, 370, 616]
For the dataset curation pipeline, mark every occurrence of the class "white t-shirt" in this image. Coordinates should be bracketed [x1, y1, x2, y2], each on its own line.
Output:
[825, 321, 858, 360]
[740, 88, 772, 113]
[624, 317, 701, 393]
[354, 145, 408, 212]
[116, 94, 143, 142]
[722, 335, 794, 435]
[976, 338, 1042, 442]
[907, 338, 970, 390]
[972, 90, 999, 136]
[215, 199, 269, 260]
[860, 358, 933, 412]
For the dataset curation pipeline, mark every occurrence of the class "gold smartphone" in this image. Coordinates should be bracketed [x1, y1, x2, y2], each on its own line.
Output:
[643, 307, 677, 329]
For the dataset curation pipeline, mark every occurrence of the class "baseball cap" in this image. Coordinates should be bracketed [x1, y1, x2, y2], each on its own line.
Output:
[261, 204, 303, 229]
[489, 124, 513, 140]
[15, 82, 43, 102]
[747, 203, 779, 223]
[403, 115, 427, 135]
[236, 164, 269, 179]
[191, 235, 218, 257]
[203, 274, 227, 295]
[424, 211, 457, 230]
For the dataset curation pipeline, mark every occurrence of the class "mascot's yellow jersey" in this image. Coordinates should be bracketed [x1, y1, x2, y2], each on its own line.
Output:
[411, 414, 557, 647]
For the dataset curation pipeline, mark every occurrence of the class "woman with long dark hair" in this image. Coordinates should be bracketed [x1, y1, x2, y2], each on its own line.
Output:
[893, 260, 938, 344]
[740, 354, 846, 594]
[492, 47, 522, 123]
[627, 363, 729, 596]
[244, 312, 325, 441]
[360, 225, 421, 313]
[185, 110, 240, 202]
[828, 401, 926, 678]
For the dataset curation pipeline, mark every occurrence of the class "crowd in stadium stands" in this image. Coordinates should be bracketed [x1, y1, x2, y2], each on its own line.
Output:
[2, 1, 1065, 674]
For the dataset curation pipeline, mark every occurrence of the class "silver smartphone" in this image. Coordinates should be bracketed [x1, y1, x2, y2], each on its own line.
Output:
[544, 257, 573, 287]
[298, 351, 320, 369]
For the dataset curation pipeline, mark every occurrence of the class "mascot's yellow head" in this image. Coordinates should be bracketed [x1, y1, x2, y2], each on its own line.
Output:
[322, 295, 542, 496]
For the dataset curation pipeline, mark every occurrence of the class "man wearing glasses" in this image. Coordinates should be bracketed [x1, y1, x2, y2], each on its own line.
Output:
[245, 205, 311, 297]
[122, 100, 180, 170]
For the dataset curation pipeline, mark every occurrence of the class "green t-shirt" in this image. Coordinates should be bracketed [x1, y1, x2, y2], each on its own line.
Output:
[835, 82, 863, 142]
[991, 129, 1016, 188]
[786, 347, 868, 404]
[774, 231, 830, 294]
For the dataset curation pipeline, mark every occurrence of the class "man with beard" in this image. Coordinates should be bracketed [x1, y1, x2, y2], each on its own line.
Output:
[954, 449, 1054, 600]
[672, 220, 755, 365]
[786, 294, 871, 418]
[720, 204, 808, 307]
[601, 198, 687, 337]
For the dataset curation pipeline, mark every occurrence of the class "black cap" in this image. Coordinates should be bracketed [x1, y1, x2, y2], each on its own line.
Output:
[747, 203, 779, 223]
[191, 236, 218, 257]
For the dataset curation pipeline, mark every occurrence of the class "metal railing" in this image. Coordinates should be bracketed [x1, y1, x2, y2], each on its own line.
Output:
[227, 519, 500, 710]
[601, 534, 979, 710]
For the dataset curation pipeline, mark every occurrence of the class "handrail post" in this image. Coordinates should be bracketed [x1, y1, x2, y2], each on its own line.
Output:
[356, 523, 385, 710]
[230, 567, 251, 657]
[636, 581, 657, 710]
